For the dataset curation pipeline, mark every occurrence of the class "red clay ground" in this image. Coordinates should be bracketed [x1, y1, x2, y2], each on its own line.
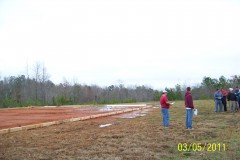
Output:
[0, 106, 103, 129]
[0, 105, 148, 130]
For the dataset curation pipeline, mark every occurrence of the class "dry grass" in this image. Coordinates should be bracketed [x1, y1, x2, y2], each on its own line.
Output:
[0, 100, 240, 159]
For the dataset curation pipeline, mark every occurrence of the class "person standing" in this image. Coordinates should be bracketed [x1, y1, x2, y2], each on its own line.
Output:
[234, 86, 239, 111]
[221, 89, 228, 112]
[185, 87, 194, 130]
[227, 88, 237, 112]
[234, 86, 239, 96]
[214, 89, 223, 112]
[160, 90, 171, 128]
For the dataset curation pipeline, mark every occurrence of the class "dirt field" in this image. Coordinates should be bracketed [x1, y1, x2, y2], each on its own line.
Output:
[0, 101, 240, 159]
[0, 104, 147, 130]
[0, 106, 100, 129]
[0, 105, 159, 160]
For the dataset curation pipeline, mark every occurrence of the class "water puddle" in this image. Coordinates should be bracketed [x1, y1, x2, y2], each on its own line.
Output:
[98, 104, 147, 112]
[99, 106, 114, 111]
[98, 103, 150, 119]
[115, 109, 150, 119]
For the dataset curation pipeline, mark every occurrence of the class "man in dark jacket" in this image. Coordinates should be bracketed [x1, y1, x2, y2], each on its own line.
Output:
[221, 89, 228, 112]
[227, 88, 237, 112]
[185, 87, 194, 129]
[234, 86, 240, 111]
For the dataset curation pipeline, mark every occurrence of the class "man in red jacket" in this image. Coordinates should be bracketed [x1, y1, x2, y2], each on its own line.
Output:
[160, 90, 171, 128]
[185, 87, 194, 129]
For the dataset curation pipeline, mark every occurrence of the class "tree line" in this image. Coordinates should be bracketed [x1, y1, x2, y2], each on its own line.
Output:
[0, 64, 239, 108]
[0, 75, 157, 108]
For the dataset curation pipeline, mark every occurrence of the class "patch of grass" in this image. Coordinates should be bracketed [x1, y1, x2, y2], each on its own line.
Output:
[0, 100, 240, 159]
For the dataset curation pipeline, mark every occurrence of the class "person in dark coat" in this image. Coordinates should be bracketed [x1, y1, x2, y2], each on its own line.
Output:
[221, 89, 228, 112]
[234, 86, 240, 111]
[185, 87, 194, 129]
[227, 88, 237, 112]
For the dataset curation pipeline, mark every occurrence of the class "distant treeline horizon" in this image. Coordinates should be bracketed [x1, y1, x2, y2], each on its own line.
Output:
[0, 64, 239, 108]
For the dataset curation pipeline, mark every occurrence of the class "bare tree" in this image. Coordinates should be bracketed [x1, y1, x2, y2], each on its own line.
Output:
[32, 62, 42, 103]
[40, 64, 50, 104]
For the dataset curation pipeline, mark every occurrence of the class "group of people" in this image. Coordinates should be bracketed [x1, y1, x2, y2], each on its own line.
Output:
[214, 87, 240, 112]
[160, 87, 194, 130]
[159, 86, 240, 130]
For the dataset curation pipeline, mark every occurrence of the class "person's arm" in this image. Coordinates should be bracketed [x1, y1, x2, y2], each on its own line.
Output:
[164, 96, 171, 105]
[189, 95, 194, 109]
[165, 99, 170, 104]
[166, 101, 171, 105]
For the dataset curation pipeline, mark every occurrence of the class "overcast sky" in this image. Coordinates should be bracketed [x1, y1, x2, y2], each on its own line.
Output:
[0, 0, 240, 89]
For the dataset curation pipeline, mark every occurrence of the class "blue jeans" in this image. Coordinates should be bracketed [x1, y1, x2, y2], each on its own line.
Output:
[186, 109, 193, 129]
[161, 108, 170, 127]
[215, 100, 223, 112]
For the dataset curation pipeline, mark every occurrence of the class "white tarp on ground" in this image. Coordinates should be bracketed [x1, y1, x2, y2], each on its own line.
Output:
[105, 104, 147, 107]
[99, 104, 147, 111]
[99, 124, 112, 128]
